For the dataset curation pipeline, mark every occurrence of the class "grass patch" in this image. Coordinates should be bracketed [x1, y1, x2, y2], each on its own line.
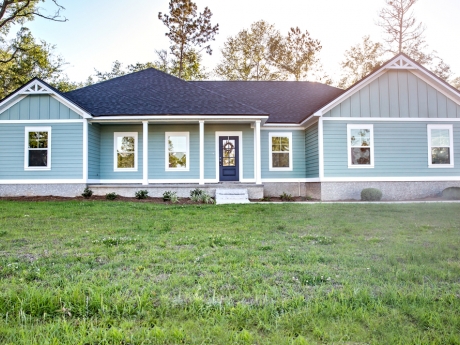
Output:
[0, 201, 459, 344]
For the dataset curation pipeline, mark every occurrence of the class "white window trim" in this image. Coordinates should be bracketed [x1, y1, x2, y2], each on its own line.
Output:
[427, 124, 454, 168]
[113, 132, 138, 172]
[165, 132, 190, 172]
[347, 124, 374, 169]
[24, 126, 51, 171]
[269, 132, 293, 171]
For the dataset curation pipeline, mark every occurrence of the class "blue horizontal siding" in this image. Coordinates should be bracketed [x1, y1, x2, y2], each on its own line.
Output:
[0, 95, 81, 120]
[99, 125, 143, 180]
[0, 122, 83, 179]
[88, 123, 100, 179]
[305, 123, 319, 178]
[261, 129, 306, 179]
[323, 120, 460, 177]
[324, 70, 460, 118]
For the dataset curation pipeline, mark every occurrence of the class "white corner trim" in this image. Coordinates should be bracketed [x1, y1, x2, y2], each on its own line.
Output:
[199, 121, 205, 185]
[0, 179, 85, 184]
[83, 120, 88, 182]
[215, 131, 243, 182]
[165, 131, 190, 172]
[318, 117, 324, 179]
[268, 132, 293, 171]
[255, 121, 261, 184]
[427, 124, 454, 168]
[24, 126, 52, 171]
[142, 121, 149, 185]
[113, 132, 138, 172]
[347, 124, 374, 169]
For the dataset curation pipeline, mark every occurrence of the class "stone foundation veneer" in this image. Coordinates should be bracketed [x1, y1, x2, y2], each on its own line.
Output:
[320, 181, 460, 201]
[0, 184, 87, 197]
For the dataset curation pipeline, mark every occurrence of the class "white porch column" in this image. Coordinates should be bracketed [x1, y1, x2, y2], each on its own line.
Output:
[142, 120, 149, 185]
[255, 120, 262, 184]
[83, 119, 88, 182]
[199, 120, 205, 185]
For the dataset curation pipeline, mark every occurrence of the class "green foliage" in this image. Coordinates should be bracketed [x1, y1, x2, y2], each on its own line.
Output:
[442, 187, 460, 200]
[105, 192, 118, 200]
[338, 36, 384, 89]
[260, 196, 271, 201]
[81, 187, 93, 199]
[215, 20, 284, 81]
[280, 192, 293, 201]
[268, 26, 322, 81]
[190, 188, 214, 204]
[361, 188, 383, 201]
[163, 191, 179, 203]
[158, 0, 218, 79]
[135, 190, 149, 200]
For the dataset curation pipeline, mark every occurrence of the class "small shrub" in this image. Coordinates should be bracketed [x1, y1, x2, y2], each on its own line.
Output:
[106, 192, 118, 200]
[361, 188, 383, 201]
[81, 187, 93, 198]
[163, 191, 179, 203]
[200, 193, 215, 204]
[280, 192, 293, 201]
[190, 188, 204, 198]
[260, 196, 271, 201]
[135, 190, 149, 199]
[442, 187, 460, 200]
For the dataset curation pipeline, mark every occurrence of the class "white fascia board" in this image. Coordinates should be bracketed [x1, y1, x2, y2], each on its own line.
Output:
[90, 115, 268, 122]
[410, 70, 460, 105]
[49, 95, 92, 119]
[322, 117, 460, 122]
[0, 119, 84, 124]
[262, 178, 320, 182]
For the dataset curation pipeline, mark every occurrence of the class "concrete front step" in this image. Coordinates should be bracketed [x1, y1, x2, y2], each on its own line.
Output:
[215, 188, 250, 204]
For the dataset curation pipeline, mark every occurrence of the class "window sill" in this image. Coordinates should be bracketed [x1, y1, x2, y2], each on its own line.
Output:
[24, 167, 51, 171]
[165, 168, 190, 172]
[347, 165, 375, 169]
[269, 168, 293, 172]
[114, 169, 138, 172]
[428, 165, 454, 168]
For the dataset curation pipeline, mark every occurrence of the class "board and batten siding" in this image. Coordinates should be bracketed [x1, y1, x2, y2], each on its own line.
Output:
[88, 123, 100, 179]
[0, 95, 81, 120]
[305, 123, 319, 178]
[261, 129, 306, 179]
[99, 125, 143, 180]
[323, 120, 460, 177]
[323, 70, 460, 118]
[0, 122, 83, 179]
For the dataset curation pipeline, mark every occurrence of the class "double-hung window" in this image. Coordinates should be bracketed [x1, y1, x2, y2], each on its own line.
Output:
[269, 132, 292, 171]
[114, 132, 138, 171]
[25, 127, 51, 170]
[166, 132, 189, 171]
[347, 124, 374, 168]
[427, 124, 454, 168]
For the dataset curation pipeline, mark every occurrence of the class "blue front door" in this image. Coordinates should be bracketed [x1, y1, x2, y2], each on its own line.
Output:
[219, 136, 239, 181]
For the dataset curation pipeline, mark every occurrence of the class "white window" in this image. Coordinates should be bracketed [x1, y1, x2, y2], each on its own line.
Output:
[114, 132, 138, 171]
[347, 124, 374, 168]
[427, 124, 454, 168]
[165, 132, 189, 171]
[25, 127, 51, 170]
[269, 132, 292, 171]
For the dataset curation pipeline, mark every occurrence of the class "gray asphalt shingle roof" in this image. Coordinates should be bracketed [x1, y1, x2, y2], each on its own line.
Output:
[192, 81, 344, 123]
[64, 68, 268, 117]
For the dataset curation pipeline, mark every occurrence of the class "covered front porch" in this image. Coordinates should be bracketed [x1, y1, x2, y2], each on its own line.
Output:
[86, 117, 266, 186]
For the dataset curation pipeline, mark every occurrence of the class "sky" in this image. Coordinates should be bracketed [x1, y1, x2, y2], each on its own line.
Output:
[22, 0, 460, 84]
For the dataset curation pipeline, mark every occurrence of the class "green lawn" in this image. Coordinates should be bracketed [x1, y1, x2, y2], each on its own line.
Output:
[0, 201, 459, 344]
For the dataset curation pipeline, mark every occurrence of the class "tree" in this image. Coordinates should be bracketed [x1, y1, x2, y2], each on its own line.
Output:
[268, 27, 322, 81]
[215, 20, 284, 81]
[0, 0, 66, 64]
[338, 36, 384, 89]
[0, 28, 67, 98]
[450, 76, 460, 91]
[158, 0, 218, 79]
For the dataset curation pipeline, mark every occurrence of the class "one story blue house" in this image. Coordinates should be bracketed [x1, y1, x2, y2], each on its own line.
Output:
[1, 53, 460, 200]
